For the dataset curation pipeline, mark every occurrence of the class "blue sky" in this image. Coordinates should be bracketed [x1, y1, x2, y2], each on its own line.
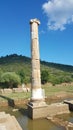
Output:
[0, 0, 73, 65]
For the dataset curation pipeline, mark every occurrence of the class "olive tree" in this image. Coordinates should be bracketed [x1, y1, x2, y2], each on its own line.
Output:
[0, 72, 21, 88]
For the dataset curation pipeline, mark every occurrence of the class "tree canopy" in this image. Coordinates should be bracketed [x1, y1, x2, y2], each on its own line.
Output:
[0, 72, 21, 88]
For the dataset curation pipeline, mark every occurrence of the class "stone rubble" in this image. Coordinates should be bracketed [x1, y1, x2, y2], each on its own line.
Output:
[47, 116, 73, 130]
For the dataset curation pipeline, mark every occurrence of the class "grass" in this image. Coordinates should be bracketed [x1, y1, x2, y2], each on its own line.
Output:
[0, 92, 30, 101]
[0, 83, 73, 101]
[42, 83, 73, 96]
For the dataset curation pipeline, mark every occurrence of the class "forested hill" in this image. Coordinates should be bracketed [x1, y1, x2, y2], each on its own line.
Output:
[41, 61, 73, 72]
[0, 54, 73, 73]
[0, 54, 73, 86]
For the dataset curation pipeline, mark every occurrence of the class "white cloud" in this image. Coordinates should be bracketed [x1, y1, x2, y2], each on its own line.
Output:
[42, 0, 73, 31]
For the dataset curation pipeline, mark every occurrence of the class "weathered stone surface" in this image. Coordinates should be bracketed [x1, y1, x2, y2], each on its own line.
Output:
[28, 18, 47, 119]
[0, 87, 30, 94]
[30, 18, 45, 101]
[3, 89, 13, 94]
[13, 88, 23, 93]
[30, 19, 41, 89]
[0, 112, 22, 130]
[29, 19, 71, 119]
[28, 102, 70, 119]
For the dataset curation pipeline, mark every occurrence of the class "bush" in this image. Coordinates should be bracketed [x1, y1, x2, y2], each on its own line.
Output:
[0, 72, 21, 88]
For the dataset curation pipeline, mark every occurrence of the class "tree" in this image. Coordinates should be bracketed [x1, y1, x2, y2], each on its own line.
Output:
[18, 69, 30, 84]
[0, 72, 21, 88]
[41, 70, 49, 84]
[18, 69, 26, 83]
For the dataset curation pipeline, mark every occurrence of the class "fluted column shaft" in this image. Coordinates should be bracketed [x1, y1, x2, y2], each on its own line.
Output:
[30, 19, 44, 101]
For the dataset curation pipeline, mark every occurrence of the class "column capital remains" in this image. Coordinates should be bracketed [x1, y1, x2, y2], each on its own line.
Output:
[30, 18, 40, 25]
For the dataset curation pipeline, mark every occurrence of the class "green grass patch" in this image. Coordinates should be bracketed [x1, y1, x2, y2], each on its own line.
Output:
[0, 84, 73, 101]
[0, 92, 30, 101]
[42, 84, 73, 96]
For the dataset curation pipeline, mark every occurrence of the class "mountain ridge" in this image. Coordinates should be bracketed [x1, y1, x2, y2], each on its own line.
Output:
[0, 54, 73, 73]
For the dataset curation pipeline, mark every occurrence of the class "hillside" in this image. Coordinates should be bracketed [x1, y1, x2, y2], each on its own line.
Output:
[0, 54, 73, 72]
[0, 54, 31, 76]
[0, 54, 73, 85]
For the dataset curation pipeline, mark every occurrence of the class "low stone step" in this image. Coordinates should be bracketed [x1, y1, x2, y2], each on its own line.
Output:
[0, 125, 6, 130]
[0, 112, 22, 130]
[12, 116, 22, 130]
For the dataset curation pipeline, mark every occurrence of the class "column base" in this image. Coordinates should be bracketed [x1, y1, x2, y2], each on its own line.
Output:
[27, 101, 48, 119]
[31, 88, 45, 101]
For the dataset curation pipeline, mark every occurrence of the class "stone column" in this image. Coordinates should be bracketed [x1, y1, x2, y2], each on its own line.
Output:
[30, 18, 44, 101]
[28, 19, 47, 119]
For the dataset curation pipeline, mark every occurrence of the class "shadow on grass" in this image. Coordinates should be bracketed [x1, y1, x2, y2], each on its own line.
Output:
[0, 95, 15, 107]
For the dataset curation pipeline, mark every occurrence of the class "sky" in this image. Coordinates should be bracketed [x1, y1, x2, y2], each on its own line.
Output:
[0, 0, 73, 66]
